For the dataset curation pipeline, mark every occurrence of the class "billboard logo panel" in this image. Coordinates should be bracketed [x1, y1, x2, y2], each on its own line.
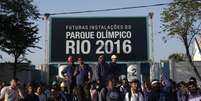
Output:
[50, 17, 148, 63]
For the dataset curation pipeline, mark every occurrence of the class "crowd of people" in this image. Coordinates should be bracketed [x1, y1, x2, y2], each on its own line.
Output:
[0, 55, 201, 101]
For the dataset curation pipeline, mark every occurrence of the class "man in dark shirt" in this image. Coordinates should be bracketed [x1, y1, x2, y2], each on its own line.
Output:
[148, 77, 171, 101]
[24, 84, 39, 101]
[74, 56, 92, 101]
[95, 55, 111, 88]
[61, 56, 76, 95]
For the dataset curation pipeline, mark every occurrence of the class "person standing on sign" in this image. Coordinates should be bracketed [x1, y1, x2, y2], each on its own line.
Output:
[109, 54, 120, 81]
[74, 56, 92, 101]
[95, 55, 111, 89]
[61, 56, 76, 95]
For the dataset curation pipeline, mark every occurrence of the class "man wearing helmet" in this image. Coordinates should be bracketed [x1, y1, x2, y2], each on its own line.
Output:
[109, 54, 120, 81]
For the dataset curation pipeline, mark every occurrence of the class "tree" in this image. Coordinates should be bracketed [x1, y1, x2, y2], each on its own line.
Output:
[0, 0, 40, 77]
[168, 53, 186, 61]
[161, 0, 201, 80]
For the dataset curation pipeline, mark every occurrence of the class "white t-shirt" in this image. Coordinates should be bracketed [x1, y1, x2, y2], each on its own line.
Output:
[0, 86, 23, 101]
[188, 91, 201, 101]
[124, 92, 144, 101]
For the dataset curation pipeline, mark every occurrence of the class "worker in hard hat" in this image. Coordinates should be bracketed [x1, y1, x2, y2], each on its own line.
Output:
[109, 54, 120, 81]
[111, 54, 118, 63]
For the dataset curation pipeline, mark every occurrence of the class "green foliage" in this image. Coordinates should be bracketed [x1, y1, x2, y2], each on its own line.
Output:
[161, 0, 201, 42]
[161, 0, 201, 80]
[168, 53, 186, 61]
[0, 0, 40, 77]
[0, 0, 40, 61]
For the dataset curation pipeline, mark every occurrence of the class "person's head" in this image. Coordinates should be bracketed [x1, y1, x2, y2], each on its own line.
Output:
[111, 54, 117, 63]
[10, 78, 18, 89]
[98, 55, 105, 63]
[1, 82, 6, 87]
[130, 79, 140, 92]
[51, 88, 57, 96]
[78, 56, 84, 65]
[90, 82, 96, 90]
[151, 79, 160, 91]
[188, 81, 198, 94]
[67, 56, 74, 64]
[27, 85, 34, 94]
[189, 77, 197, 84]
[52, 81, 57, 88]
[177, 81, 186, 92]
[36, 86, 43, 95]
[119, 75, 127, 85]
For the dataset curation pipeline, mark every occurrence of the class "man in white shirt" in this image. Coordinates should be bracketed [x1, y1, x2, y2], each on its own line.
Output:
[0, 78, 24, 101]
[124, 79, 144, 101]
[125, 65, 144, 101]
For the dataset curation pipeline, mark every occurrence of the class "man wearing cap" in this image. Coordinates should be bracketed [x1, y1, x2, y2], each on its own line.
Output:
[61, 56, 76, 95]
[148, 80, 161, 101]
[109, 54, 120, 81]
[148, 77, 171, 101]
[95, 55, 111, 88]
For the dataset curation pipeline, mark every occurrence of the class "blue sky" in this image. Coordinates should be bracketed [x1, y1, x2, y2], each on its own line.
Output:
[0, 0, 185, 65]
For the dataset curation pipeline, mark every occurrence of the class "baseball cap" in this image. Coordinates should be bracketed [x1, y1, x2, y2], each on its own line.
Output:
[151, 80, 160, 85]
